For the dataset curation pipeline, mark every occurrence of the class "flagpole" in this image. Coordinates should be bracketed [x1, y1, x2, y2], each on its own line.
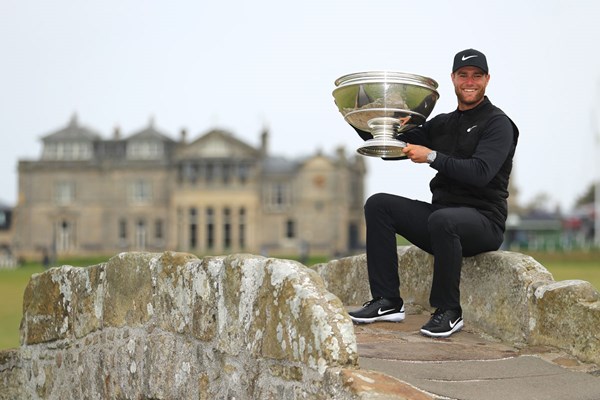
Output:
[594, 79, 600, 248]
[595, 139, 600, 248]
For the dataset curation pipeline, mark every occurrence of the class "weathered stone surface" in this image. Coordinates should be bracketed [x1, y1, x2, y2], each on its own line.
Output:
[460, 250, 554, 343]
[103, 252, 156, 328]
[318, 247, 557, 343]
[71, 263, 105, 339]
[4, 252, 363, 399]
[5, 248, 600, 398]
[340, 368, 435, 400]
[20, 263, 111, 345]
[315, 246, 435, 310]
[20, 266, 78, 344]
[530, 279, 600, 365]
[313, 253, 372, 306]
[153, 251, 212, 338]
[0, 349, 22, 400]
[316, 245, 600, 366]
[396, 246, 434, 309]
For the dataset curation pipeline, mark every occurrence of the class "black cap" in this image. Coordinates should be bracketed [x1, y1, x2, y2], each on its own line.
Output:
[452, 49, 488, 74]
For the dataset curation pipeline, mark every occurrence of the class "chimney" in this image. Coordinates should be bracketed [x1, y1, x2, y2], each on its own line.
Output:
[180, 128, 187, 144]
[336, 145, 346, 162]
[260, 127, 269, 156]
[69, 112, 78, 127]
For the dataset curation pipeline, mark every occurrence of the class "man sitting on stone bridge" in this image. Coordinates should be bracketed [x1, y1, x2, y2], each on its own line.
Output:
[349, 48, 519, 338]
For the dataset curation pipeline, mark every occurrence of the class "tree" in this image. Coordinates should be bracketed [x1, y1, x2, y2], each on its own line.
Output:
[575, 183, 595, 207]
[525, 192, 552, 213]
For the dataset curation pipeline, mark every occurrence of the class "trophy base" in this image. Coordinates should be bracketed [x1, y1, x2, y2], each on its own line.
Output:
[357, 137, 407, 158]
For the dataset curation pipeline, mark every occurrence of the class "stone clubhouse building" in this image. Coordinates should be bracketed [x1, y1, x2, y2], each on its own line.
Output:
[10, 115, 366, 261]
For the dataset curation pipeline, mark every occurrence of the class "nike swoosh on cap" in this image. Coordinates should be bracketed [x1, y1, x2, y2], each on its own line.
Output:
[467, 125, 478, 132]
[462, 55, 478, 61]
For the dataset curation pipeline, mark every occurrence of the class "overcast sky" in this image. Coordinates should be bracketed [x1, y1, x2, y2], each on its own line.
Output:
[1, 0, 599, 212]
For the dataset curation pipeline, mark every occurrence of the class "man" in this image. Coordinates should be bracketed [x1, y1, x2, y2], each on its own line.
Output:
[349, 49, 519, 338]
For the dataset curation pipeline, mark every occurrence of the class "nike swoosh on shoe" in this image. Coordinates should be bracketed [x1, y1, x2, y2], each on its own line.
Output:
[449, 318, 461, 328]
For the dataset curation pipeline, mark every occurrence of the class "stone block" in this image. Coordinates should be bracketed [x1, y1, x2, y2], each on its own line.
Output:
[460, 250, 553, 343]
[20, 266, 78, 344]
[152, 251, 215, 339]
[207, 254, 358, 371]
[530, 280, 600, 365]
[72, 263, 105, 339]
[6, 252, 363, 399]
[397, 246, 434, 308]
[102, 252, 156, 328]
[312, 253, 371, 306]
[0, 349, 23, 399]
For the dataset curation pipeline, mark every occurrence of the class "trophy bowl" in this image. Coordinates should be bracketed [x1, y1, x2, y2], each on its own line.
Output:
[333, 71, 440, 157]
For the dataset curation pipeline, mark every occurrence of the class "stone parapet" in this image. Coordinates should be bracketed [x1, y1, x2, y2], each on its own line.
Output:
[2, 247, 599, 399]
[529, 279, 600, 364]
[313, 246, 600, 365]
[2, 252, 366, 399]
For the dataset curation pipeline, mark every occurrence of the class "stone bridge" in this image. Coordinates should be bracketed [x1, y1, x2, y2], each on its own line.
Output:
[0, 247, 599, 399]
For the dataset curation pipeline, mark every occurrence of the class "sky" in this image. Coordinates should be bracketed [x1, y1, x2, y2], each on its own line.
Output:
[1, 0, 600, 212]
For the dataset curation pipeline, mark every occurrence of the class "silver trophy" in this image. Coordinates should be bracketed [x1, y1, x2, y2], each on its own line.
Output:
[333, 71, 440, 157]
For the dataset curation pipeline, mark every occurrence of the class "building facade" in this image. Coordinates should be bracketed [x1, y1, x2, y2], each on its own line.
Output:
[12, 115, 367, 261]
[0, 201, 15, 267]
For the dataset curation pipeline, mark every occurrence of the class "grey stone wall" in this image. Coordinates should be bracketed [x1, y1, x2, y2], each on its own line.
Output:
[1, 252, 364, 399]
[314, 246, 600, 365]
[2, 247, 599, 399]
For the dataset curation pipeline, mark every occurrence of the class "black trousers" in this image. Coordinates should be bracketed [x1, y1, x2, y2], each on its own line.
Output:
[364, 193, 504, 310]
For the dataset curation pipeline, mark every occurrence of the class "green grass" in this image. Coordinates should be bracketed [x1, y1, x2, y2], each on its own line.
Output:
[0, 264, 44, 349]
[0, 256, 111, 350]
[523, 251, 600, 290]
[0, 251, 598, 350]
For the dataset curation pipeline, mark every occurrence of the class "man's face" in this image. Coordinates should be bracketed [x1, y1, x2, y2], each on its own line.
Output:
[451, 66, 490, 110]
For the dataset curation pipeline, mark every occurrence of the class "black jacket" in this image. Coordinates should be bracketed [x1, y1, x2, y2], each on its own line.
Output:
[358, 96, 519, 231]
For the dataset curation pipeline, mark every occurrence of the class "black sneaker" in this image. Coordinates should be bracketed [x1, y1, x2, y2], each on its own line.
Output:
[420, 308, 463, 338]
[348, 297, 405, 324]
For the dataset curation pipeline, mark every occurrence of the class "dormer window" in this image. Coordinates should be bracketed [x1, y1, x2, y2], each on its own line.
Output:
[42, 141, 93, 160]
[40, 115, 98, 161]
[127, 140, 163, 160]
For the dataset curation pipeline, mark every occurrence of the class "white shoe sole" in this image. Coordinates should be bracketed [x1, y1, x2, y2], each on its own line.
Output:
[420, 319, 464, 338]
[349, 311, 405, 324]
